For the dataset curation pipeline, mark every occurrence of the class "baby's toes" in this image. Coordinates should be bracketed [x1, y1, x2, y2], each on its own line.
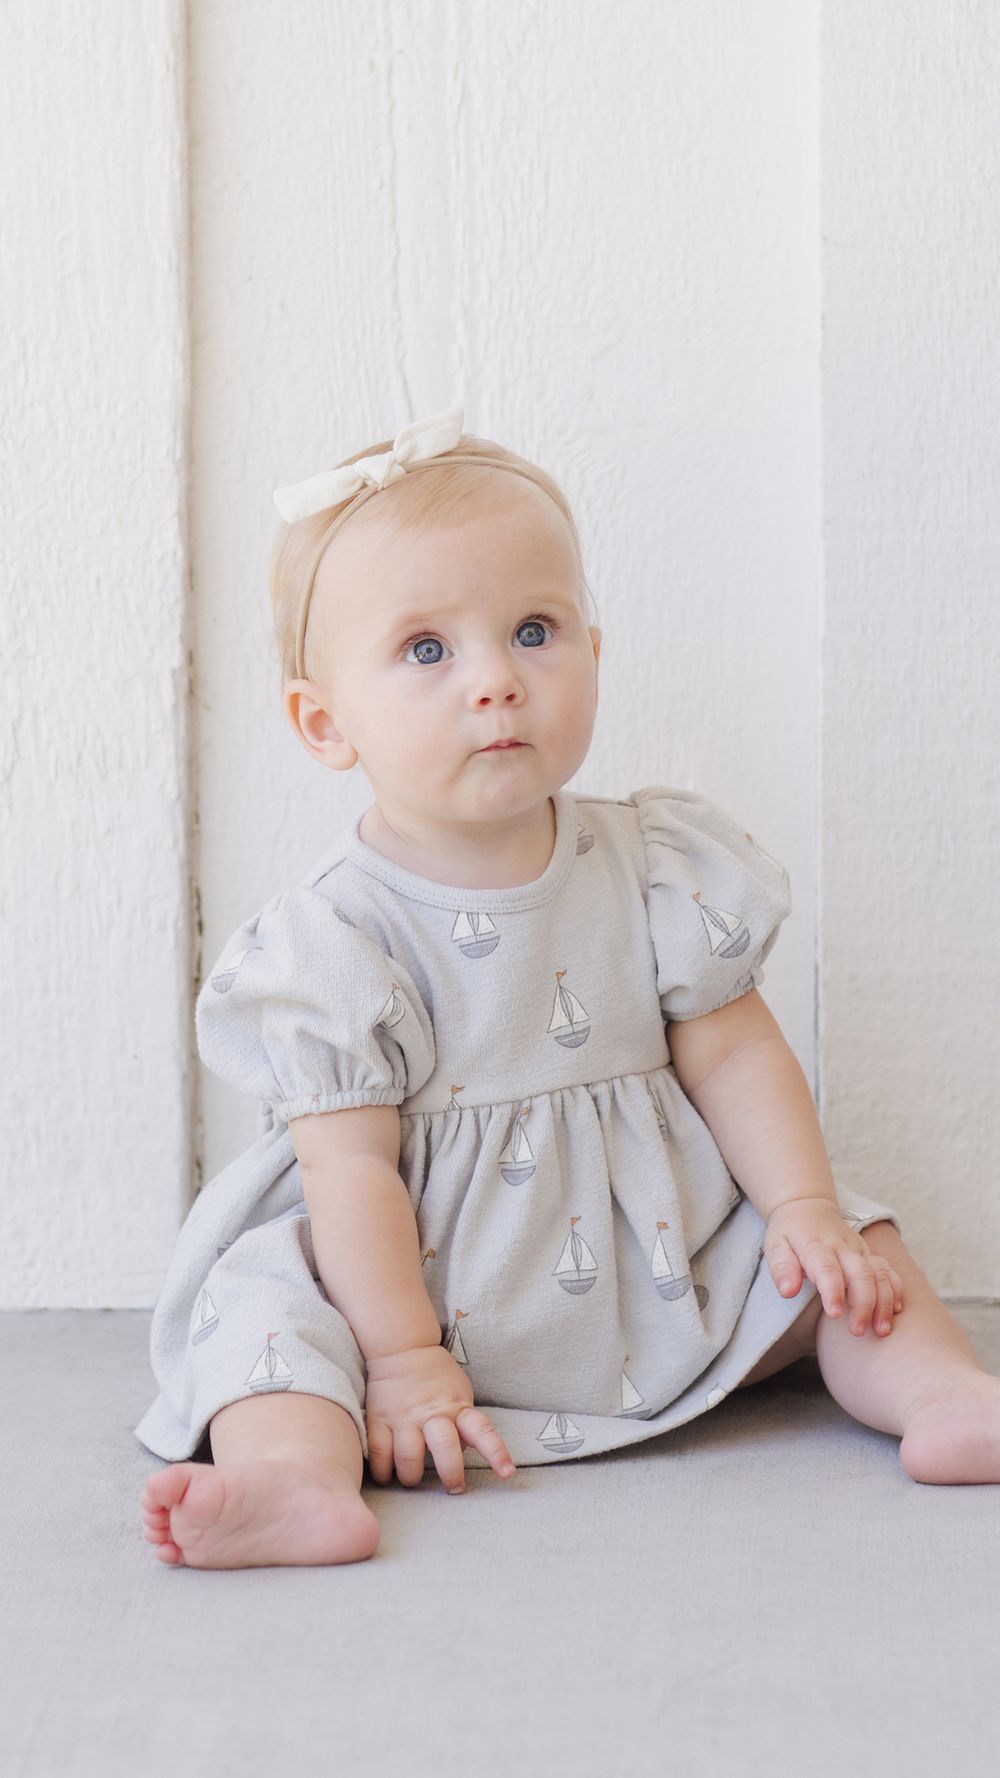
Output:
[142, 1505, 172, 1540]
[143, 1462, 201, 1515]
[152, 1537, 185, 1564]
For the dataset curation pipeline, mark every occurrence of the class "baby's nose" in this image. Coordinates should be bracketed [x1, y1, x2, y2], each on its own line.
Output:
[469, 653, 524, 706]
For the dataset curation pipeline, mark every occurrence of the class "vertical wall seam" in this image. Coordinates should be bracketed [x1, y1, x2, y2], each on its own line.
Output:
[814, 0, 826, 1119]
[385, 13, 413, 420]
[180, 0, 200, 1201]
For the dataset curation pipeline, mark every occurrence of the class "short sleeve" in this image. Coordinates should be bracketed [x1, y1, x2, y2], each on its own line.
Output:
[633, 786, 792, 1022]
[196, 887, 435, 1121]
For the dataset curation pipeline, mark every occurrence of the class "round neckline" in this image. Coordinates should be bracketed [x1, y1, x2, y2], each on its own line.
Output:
[340, 791, 580, 911]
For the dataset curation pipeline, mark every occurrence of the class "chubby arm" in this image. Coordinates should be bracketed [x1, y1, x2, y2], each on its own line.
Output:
[667, 991, 902, 1336]
[290, 1106, 513, 1489]
[291, 1105, 439, 1359]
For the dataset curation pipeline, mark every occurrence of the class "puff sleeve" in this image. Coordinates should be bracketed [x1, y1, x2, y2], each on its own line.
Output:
[196, 888, 435, 1121]
[634, 787, 792, 1023]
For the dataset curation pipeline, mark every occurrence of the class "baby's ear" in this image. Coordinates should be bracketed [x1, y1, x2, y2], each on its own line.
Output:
[283, 680, 359, 772]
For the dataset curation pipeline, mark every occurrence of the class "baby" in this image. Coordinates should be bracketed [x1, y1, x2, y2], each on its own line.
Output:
[141, 409, 1000, 1569]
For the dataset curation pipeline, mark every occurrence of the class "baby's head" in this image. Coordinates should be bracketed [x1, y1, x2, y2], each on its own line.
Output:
[270, 422, 601, 835]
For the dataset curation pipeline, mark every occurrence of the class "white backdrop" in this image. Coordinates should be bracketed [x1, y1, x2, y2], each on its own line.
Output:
[2, 2, 996, 1305]
[190, 0, 823, 1184]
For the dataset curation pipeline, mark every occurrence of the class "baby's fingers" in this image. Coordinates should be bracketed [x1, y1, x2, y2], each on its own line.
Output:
[423, 1414, 467, 1496]
[868, 1254, 900, 1337]
[392, 1421, 429, 1488]
[838, 1245, 879, 1336]
[366, 1417, 396, 1487]
[765, 1235, 805, 1301]
[800, 1244, 848, 1320]
[456, 1407, 515, 1481]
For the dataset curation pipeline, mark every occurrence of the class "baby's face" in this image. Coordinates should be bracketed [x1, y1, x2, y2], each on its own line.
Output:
[295, 481, 600, 834]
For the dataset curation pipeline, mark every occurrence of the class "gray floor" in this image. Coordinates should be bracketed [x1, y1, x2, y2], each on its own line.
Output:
[2, 1309, 999, 1778]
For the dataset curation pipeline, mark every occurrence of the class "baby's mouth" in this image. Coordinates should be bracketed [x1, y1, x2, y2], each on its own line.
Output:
[479, 739, 524, 752]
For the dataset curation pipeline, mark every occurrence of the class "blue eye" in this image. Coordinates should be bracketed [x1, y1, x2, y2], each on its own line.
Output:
[406, 637, 444, 665]
[515, 620, 549, 648]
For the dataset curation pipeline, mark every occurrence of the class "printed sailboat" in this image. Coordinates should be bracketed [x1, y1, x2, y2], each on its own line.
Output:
[210, 947, 251, 994]
[538, 1411, 584, 1455]
[445, 1310, 470, 1364]
[246, 1333, 293, 1393]
[376, 984, 405, 1028]
[619, 1365, 645, 1416]
[693, 894, 750, 959]
[451, 910, 500, 958]
[575, 825, 594, 854]
[499, 1107, 535, 1186]
[553, 1217, 598, 1295]
[547, 971, 590, 1049]
[190, 1288, 218, 1345]
[651, 1222, 691, 1301]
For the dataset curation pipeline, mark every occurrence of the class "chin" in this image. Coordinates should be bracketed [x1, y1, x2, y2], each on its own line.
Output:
[470, 784, 553, 824]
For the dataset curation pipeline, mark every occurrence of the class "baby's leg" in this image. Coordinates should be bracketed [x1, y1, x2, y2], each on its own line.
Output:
[816, 1221, 1000, 1483]
[142, 1394, 380, 1569]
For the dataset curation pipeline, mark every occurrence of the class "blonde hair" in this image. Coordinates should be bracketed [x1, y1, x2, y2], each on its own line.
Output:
[269, 432, 591, 683]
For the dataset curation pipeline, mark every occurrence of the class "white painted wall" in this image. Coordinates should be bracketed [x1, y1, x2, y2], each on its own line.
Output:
[820, 4, 1000, 1291]
[0, 2, 190, 1305]
[4, 3, 997, 1304]
[190, 0, 823, 1185]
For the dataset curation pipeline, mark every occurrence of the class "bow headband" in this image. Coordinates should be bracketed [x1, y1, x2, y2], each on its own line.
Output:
[274, 405, 556, 680]
[274, 405, 465, 523]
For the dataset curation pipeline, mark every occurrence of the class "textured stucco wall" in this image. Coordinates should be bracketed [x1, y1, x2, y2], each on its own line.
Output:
[190, 0, 824, 1185]
[0, 3, 190, 1305]
[820, 4, 1000, 1291]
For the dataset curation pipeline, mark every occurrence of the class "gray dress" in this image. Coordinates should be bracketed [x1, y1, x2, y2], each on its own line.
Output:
[137, 788, 896, 1468]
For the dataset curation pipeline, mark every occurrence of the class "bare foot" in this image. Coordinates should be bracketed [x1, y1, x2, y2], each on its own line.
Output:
[900, 1371, 1000, 1484]
[142, 1460, 381, 1568]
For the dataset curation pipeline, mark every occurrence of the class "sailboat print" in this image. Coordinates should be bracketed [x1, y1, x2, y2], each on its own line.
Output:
[421, 1247, 436, 1268]
[451, 911, 500, 958]
[576, 825, 595, 854]
[538, 1411, 584, 1455]
[693, 894, 750, 959]
[499, 1107, 535, 1186]
[210, 947, 255, 994]
[445, 1310, 470, 1364]
[706, 1386, 728, 1409]
[553, 1217, 599, 1295]
[651, 1222, 691, 1301]
[548, 971, 590, 1048]
[375, 984, 405, 1028]
[447, 1085, 464, 1113]
[190, 1288, 219, 1345]
[246, 1333, 293, 1393]
[619, 1363, 645, 1417]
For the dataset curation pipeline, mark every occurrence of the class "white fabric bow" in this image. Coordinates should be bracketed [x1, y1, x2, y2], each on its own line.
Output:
[273, 406, 465, 522]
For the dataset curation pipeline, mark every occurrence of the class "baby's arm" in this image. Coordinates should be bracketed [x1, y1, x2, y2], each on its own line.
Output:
[290, 1107, 514, 1490]
[667, 991, 903, 1336]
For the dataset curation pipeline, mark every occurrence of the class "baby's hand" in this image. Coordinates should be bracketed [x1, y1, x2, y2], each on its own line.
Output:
[764, 1197, 904, 1337]
[364, 1344, 515, 1494]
